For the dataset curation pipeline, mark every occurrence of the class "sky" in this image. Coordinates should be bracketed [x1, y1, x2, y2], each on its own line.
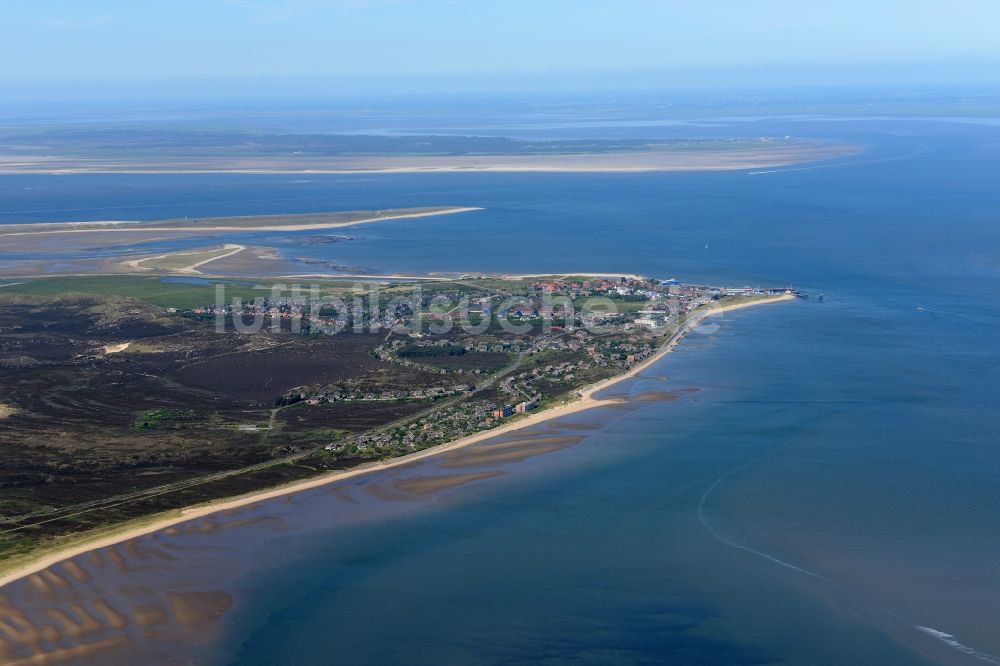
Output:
[3, 0, 1000, 100]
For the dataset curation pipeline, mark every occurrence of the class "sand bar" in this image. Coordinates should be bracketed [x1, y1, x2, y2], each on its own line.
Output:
[0, 144, 859, 175]
[0, 207, 482, 238]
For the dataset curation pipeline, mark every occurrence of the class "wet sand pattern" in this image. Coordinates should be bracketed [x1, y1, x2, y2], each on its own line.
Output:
[439, 434, 585, 468]
[392, 471, 509, 495]
[0, 404, 679, 663]
[631, 387, 701, 402]
[0, 543, 233, 665]
[0, 514, 301, 663]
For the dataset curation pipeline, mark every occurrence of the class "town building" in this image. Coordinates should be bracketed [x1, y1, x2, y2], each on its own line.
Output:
[635, 308, 668, 329]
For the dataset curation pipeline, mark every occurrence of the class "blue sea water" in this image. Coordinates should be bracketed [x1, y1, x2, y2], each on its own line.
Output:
[1, 114, 999, 664]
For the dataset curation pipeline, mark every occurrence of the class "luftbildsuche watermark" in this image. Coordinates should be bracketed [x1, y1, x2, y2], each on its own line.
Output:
[210, 282, 642, 337]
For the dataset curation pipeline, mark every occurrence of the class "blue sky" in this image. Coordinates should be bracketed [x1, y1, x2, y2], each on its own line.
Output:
[3, 0, 1000, 97]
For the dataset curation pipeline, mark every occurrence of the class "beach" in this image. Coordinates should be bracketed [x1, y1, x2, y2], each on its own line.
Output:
[0, 293, 793, 591]
[0, 206, 485, 278]
[0, 144, 859, 175]
[0, 207, 482, 238]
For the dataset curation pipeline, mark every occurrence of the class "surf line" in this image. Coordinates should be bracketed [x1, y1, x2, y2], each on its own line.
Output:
[697, 440, 1000, 665]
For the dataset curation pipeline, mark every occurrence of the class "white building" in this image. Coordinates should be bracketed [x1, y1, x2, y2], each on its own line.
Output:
[635, 308, 668, 329]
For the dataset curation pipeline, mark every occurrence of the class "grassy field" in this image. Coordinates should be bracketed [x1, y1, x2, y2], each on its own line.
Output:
[0, 269, 647, 311]
[1, 275, 256, 308]
[571, 295, 650, 314]
[0, 275, 424, 309]
[132, 246, 240, 272]
[0, 275, 356, 309]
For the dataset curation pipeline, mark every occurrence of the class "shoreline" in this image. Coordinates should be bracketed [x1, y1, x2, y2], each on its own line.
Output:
[0, 207, 482, 238]
[0, 293, 794, 589]
[0, 164, 831, 175]
[0, 145, 860, 176]
[0, 270, 650, 282]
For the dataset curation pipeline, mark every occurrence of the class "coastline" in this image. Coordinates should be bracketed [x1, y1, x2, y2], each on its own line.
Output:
[0, 144, 860, 176]
[0, 207, 483, 238]
[0, 164, 831, 175]
[0, 293, 794, 589]
[271, 272, 649, 282]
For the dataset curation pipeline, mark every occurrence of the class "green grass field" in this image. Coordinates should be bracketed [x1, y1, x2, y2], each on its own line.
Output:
[0, 274, 673, 315]
[132, 247, 237, 271]
[0, 276, 266, 309]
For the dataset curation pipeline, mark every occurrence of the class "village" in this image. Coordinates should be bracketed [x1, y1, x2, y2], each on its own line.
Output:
[189, 275, 795, 337]
[228, 276, 797, 462]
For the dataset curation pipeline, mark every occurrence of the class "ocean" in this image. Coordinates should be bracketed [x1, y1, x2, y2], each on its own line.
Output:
[1, 112, 999, 664]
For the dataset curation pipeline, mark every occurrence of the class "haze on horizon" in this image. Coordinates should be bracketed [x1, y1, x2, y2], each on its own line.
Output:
[3, 0, 1000, 102]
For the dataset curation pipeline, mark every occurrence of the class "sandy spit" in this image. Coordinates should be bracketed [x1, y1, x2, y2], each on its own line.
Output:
[0, 207, 483, 238]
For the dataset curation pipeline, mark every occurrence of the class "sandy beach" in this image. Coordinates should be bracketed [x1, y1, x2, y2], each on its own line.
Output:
[0, 207, 482, 238]
[0, 293, 793, 589]
[500, 272, 647, 280]
[272, 272, 647, 282]
[0, 144, 859, 175]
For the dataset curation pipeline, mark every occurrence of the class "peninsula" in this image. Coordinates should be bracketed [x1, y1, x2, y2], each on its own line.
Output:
[0, 207, 479, 237]
[0, 272, 796, 592]
[0, 206, 482, 278]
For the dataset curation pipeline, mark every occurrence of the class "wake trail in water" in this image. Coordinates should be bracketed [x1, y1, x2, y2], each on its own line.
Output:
[697, 442, 1000, 664]
[916, 628, 1000, 665]
[914, 305, 1000, 329]
[696, 442, 833, 582]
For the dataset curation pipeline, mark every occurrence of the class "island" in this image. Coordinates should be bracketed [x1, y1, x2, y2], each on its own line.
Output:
[0, 129, 859, 174]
